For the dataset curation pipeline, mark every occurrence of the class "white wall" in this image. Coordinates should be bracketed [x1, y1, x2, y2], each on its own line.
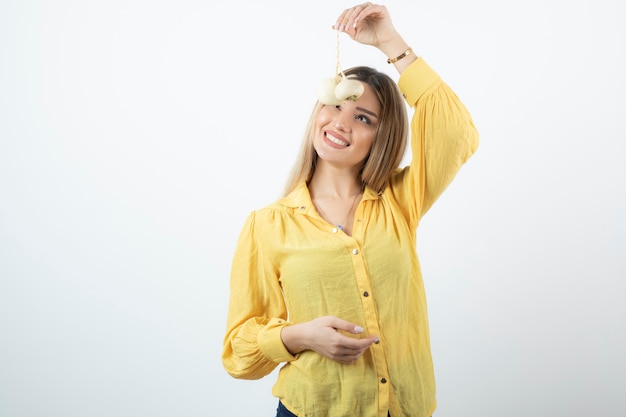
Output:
[1, 0, 624, 416]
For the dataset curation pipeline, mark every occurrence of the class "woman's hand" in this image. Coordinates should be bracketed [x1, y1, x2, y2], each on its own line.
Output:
[332, 3, 415, 72]
[281, 316, 379, 364]
[333, 3, 397, 49]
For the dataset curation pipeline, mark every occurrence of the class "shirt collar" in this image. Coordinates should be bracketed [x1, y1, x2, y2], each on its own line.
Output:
[279, 182, 381, 212]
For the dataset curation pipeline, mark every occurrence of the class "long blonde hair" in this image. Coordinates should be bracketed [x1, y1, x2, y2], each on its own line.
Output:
[283, 66, 408, 196]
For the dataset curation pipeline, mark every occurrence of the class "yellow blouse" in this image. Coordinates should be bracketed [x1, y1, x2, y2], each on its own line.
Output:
[222, 58, 479, 417]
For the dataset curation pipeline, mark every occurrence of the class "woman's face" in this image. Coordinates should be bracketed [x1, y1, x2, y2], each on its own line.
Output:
[313, 82, 381, 170]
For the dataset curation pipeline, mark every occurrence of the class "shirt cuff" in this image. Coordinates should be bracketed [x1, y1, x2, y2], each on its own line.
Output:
[398, 58, 442, 106]
[258, 318, 297, 363]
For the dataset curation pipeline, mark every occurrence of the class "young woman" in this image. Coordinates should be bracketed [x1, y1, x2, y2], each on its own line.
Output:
[222, 3, 479, 416]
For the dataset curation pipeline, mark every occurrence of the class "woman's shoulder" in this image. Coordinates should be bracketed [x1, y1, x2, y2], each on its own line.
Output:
[246, 184, 308, 221]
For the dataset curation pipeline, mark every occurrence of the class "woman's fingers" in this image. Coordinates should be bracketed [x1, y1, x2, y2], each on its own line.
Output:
[330, 335, 380, 363]
[333, 2, 376, 32]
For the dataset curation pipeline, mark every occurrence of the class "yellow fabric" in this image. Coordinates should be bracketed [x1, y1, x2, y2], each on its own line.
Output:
[222, 58, 479, 417]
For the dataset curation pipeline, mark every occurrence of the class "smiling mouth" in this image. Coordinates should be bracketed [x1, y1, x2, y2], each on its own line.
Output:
[326, 132, 349, 147]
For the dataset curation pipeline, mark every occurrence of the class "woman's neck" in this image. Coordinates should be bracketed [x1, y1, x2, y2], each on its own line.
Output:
[307, 165, 362, 199]
[308, 166, 363, 236]
[308, 171, 363, 199]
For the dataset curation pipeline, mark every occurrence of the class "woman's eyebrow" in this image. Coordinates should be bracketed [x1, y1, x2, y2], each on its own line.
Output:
[356, 106, 379, 119]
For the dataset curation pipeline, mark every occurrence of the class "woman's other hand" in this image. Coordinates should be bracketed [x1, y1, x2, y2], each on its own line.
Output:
[281, 315, 379, 364]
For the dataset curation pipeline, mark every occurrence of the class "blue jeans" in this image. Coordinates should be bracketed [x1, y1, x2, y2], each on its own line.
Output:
[276, 401, 297, 417]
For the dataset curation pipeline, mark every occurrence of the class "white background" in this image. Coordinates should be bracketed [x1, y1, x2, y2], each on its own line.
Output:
[1, 0, 625, 416]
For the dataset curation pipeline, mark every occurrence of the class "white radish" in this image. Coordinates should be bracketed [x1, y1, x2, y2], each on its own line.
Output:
[317, 30, 364, 105]
[317, 77, 343, 106]
[335, 77, 364, 102]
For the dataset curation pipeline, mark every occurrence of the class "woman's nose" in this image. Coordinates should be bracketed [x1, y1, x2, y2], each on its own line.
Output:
[334, 110, 352, 131]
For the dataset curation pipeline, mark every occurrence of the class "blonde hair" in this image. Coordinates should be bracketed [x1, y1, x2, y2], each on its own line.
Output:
[283, 66, 408, 196]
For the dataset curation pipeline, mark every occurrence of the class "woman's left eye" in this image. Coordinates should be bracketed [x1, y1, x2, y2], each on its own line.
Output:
[355, 114, 371, 124]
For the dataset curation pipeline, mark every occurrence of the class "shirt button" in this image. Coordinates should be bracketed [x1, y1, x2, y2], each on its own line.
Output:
[352, 249, 359, 255]
[299, 206, 305, 211]
[380, 378, 387, 384]
[332, 228, 338, 233]
[363, 291, 369, 297]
